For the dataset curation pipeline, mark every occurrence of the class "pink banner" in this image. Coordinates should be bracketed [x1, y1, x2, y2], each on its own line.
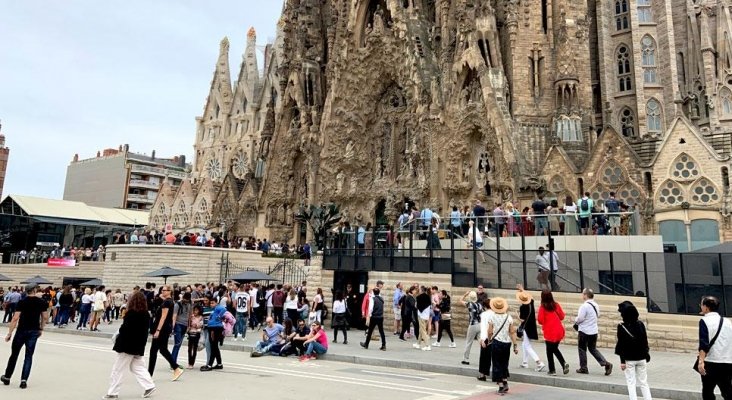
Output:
[47, 258, 76, 268]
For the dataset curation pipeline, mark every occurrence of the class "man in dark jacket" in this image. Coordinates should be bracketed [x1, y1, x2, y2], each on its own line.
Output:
[415, 286, 432, 350]
[360, 288, 386, 350]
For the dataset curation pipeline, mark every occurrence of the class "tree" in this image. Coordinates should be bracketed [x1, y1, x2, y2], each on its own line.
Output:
[294, 203, 341, 250]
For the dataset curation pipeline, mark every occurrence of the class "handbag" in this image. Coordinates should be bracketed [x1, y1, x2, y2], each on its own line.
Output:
[517, 302, 533, 339]
[694, 317, 725, 373]
[441, 313, 452, 321]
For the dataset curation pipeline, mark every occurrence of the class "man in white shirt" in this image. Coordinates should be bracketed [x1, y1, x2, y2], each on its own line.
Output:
[697, 296, 732, 398]
[265, 284, 275, 319]
[249, 284, 260, 330]
[544, 244, 560, 291]
[575, 289, 612, 375]
[535, 247, 550, 291]
[233, 284, 251, 340]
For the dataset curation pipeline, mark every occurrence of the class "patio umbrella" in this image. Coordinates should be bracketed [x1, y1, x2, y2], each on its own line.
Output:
[228, 270, 278, 283]
[20, 275, 53, 285]
[0, 273, 12, 282]
[80, 278, 103, 287]
[142, 266, 190, 284]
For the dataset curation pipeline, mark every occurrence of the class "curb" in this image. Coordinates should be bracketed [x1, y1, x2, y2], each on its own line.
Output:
[48, 329, 698, 400]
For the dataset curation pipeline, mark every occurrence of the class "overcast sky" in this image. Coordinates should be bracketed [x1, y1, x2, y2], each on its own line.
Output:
[0, 0, 282, 199]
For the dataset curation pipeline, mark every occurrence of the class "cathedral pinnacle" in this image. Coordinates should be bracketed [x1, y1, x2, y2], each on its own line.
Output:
[219, 37, 230, 53]
[247, 27, 256, 41]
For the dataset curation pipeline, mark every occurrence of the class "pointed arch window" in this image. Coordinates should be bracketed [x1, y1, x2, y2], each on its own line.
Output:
[617, 45, 633, 92]
[721, 87, 732, 116]
[178, 201, 186, 214]
[646, 99, 662, 133]
[615, 0, 629, 31]
[620, 108, 636, 137]
[637, 0, 652, 23]
[641, 36, 657, 84]
[199, 198, 208, 213]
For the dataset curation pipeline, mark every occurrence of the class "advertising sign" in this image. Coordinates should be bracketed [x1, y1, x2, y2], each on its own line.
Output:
[47, 258, 76, 268]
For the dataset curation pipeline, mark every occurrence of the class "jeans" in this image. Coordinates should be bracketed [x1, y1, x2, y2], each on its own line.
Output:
[171, 323, 187, 362]
[2, 303, 16, 323]
[254, 341, 275, 354]
[305, 341, 327, 356]
[58, 306, 71, 325]
[3, 330, 41, 381]
[545, 341, 566, 373]
[534, 217, 548, 236]
[187, 332, 200, 366]
[249, 309, 260, 328]
[623, 360, 652, 400]
[577, 332, 608, 370]
[362, 317, 385, 348]
[77, 304, 91, 328]
[235, 312, 248, 338]
[702, 361, 732, 400]
[273, 307, 284, 324]
[148, 333, 179, 376]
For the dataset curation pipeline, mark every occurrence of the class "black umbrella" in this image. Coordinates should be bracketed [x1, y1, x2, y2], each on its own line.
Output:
[228, 270, 278, 283]
[0, 273, 12, 282]
[20, 275, 53, 285]
[80, 278, 103, 287]
[142, 266, 190, 284]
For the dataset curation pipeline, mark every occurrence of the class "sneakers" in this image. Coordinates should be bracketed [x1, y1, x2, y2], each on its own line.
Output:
[604, 363, 613, 376]
[449, 342, 457, 348]
[422, 346, 432, 351]
[432, 341, 441, 347]
[343, 341, 348, 345]
[379, 346, 386, 351]
[0, 375, 9, 385]
[142, 387, 156, 398]
[563, 363, 570, 375]
[576, 368, 589, 374]
[535, 363, 546, 372]
[199, 365, 212, 372]
[412, 343, 421, 349]
[19, 380, 27, 389]
[250, 351, 262, 357]
[519, 362, 529, 368]
[359, 342, 368, 349]
[212, 364, 223, 370]
[172, 368, 184, 381]
[548, 371, 557, 376]
[102, 395, 119, 399]
[461, 361, 470, 365]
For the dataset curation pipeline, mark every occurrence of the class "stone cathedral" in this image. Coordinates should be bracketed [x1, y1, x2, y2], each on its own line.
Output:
[150, 0, 732, 251]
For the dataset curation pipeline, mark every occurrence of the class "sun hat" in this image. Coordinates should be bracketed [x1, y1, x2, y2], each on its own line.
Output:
[467, 291, 477, 303]
[515, 290, 533, 305]
[490, 297, 509, 314]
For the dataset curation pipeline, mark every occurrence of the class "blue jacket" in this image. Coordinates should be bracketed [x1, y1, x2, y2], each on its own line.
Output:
[208, 304, 226, 328]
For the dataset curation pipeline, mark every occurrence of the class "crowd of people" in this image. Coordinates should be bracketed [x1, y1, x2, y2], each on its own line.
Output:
[0, 278, 730, 399]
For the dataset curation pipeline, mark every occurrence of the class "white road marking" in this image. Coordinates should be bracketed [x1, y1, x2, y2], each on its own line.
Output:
[358, 369, 430, 381]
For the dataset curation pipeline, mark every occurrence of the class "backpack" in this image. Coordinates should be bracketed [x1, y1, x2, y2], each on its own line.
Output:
[580, 198, 589, 212]
[222, 311, 236, 337]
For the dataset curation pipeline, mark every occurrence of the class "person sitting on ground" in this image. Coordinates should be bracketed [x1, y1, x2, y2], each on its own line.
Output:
[281, 319, 310, 357]
[251, 317, 285, 357]
[300, 321, 328, 361]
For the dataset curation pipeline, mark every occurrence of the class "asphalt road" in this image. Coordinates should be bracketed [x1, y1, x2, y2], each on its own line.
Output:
[0, 330, 646, 400]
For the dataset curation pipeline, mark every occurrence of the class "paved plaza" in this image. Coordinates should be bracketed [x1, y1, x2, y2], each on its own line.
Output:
[0, 322, 710, 400]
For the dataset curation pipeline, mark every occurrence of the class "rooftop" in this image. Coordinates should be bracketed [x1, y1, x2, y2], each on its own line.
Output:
[0, 194, 149, 227]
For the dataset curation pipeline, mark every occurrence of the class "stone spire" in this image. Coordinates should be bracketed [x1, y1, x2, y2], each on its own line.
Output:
[202, 36, 233, 119]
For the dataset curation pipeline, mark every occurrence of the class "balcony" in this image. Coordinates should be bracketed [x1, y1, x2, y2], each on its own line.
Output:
[130, 164, 187, 179]
[126, 194, 155, 204]
[128, 179, 160, 190]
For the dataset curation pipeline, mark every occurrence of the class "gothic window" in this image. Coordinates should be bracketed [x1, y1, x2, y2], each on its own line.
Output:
[158, 204, 166, 215]
[242, 97, 248, 113]
[620, 108, 635, 137]
[590, 185, 611, 209]
[690, 178, 720, 204]
[214, 103, 220, 119]
[232, 152, 248, 178]
[657, 180, 685, 206]
[173, 215, 181, 227]
[199, 198, 208, 213]
[646, 99, 662, 133]
[179, 213, 189, 227]
[549, 176, 565, 193]
[617, 184, 643, 206]
[670, 153, 700, 181]
[194, 213, 203, 227]
[641, 36, 657, 84]
[721, 87, 732, 116]
[615, 0, 629, 31]
[617, 45, 633, 92]
[637, 0, 652, 23]
[178, 201, 186, 214]
[601, 161, 626, 187]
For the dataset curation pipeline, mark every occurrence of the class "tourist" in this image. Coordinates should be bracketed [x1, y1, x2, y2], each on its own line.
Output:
[57, 286, 74, 327]
[112, 289, 124, 320]
[493, 203, 505, 237]
[414, 286, 432, 351]
[399, 285, 418, 341]
[331, 291, 348, 344]
[249, 283, 261, 329]
[2, 287, 20, 324]
[449, 206, 462, 237]
[605, 192, 621, 236]
[505, 202, 519, 237]
[282, 319, 310, 356]
[345, 283, 361, 329]
[575, 288, 612, 375]
[251, 317, 285, 357]
[614, 301, 652, 400]
[76, 287, 93, 330]
[535, 247, 551, 291]
[300, 321, 328, 361]
[1, 283, 47, 389]
[233, 283, 251, 340]
[171, 292, 191, 363]
[187, 304, 203, 369]
[102, 291, 155, 399]
[564, 195, 579, 235]
[537, 290, 569, 376]
[284, 288, 299, 323]
[433, 290, 455, 348]
[473, 200, 486, 232]
[430, 286, 441, 338]
[578, 192, 594, 235]
[547, 200, 561, 236]
[148, 285, 184, 380]
[312, 288, 324, 323]
[265, 284, 275, 319]
[91, 285, 108, 332]
[477, 298, 493, 382]
[392, 282, 404, 336]
[531, 195, 548, 236]
[483, 297, 518, 395]
[200, 294, 226, 371]
[466, 220, 486, 262]
[272, 284, 286, 324]
[360, 287, 386, 351]
[696, 296, 732, 399]
[461, 291, 482, 365]
[515, 286, 545, 371]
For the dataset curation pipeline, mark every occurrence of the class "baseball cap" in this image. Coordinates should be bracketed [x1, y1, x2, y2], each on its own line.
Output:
[25, 283, 40, 293]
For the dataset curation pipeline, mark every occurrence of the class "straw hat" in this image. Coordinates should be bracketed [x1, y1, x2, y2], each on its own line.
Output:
[490, 297, 509, 314]
[467, 291, 477, 303]
[515, 290, 533, 305]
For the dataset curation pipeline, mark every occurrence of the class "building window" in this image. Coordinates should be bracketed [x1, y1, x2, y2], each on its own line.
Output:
[690, 178, 720, 204]
[637, 0, 652, 23]
[617, 45, 632, 92]
[642, 36, 657, 84]
[657, 180, 685, 205]
[620, 108, 635, 137]
[615, 0, 629, 31]
[721, 87, 732, 116]
[670, 153, 700, 181]
[646, 99, 662, 133]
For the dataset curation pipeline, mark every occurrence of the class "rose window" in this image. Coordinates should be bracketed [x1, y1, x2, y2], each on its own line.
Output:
[658, 180, 685, 205]
[205, 158, 223, 180]
[691, 179, 719, 204]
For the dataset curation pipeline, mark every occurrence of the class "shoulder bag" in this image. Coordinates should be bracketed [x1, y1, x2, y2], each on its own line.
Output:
[485, 315, 510, 346]
[573, 302, 598, 331]
[517, 302, 533, 339]
[693, 316, 725, 373]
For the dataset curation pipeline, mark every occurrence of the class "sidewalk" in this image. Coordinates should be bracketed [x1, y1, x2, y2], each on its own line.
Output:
[48, 324, 700, 400]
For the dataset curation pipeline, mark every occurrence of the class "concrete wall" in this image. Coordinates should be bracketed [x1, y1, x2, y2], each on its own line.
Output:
[63, 155, 127, 208]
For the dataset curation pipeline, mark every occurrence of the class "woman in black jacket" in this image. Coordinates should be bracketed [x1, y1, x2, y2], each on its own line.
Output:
[399, 286, 418, 341]
[516, 286, 546, 371]
[614, 301, 652, 400]
[103, 291, 156, 399]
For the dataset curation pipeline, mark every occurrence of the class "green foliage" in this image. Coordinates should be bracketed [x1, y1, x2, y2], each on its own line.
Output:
[294, 203, 341, 250]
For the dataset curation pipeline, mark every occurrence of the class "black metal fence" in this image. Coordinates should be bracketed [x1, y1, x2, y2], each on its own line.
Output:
[219, 253, 308, 286]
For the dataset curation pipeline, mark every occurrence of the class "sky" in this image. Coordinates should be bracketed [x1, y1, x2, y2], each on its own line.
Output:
[0, 0, 283, 199]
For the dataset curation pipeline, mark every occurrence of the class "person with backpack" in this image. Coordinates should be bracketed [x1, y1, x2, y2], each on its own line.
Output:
[605, 192, 622, 236]
[200, 296, 226, 371]
[614, 301, 652, 400]
[531, 195, 549, 236]
[578, 192, 594, 235]
[170, 292, 191, 364]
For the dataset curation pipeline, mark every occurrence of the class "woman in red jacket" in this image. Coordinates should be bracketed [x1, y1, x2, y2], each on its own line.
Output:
[537, 290, 569, 376]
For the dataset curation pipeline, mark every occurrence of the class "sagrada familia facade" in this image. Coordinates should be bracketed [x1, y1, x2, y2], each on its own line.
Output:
[150, 0, 732, 249]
